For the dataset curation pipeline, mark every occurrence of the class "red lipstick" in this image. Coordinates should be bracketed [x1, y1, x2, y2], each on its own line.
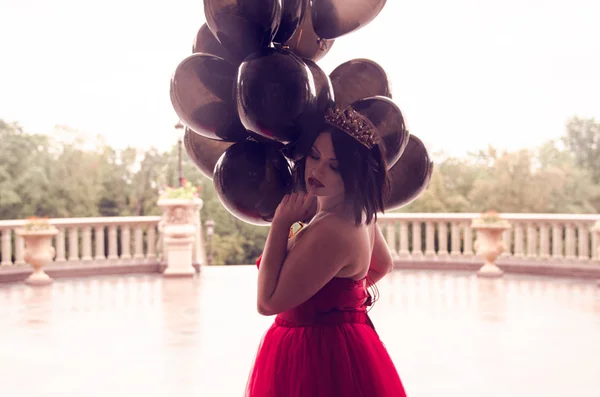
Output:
[308, 177, 324, 188]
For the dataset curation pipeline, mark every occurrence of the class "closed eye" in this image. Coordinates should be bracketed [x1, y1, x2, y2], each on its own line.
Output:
[309, 150, 337, 171]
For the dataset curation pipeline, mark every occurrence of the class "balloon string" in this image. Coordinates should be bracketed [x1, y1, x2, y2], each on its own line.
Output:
[317, 38, 328, 50]
[296, 30, 304, 47]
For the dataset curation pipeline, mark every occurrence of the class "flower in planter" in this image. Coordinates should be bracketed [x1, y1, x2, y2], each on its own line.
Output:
[23, 216, 53, 231]
[473, 210, 509, 227]
[159, 179, 201, 200]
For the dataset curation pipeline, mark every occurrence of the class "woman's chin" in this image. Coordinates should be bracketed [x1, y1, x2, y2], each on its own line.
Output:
[307, 184, 323, 194]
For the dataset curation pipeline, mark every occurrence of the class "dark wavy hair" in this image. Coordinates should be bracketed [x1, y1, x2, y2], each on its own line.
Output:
[293, 123, 391, 225]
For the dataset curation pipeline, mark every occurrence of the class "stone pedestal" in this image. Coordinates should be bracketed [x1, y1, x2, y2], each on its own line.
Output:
[472, 222, 511, 278]
[163, 224, 196, 277]
[16, 228, 59, 286]
[157, 198, 202, 278]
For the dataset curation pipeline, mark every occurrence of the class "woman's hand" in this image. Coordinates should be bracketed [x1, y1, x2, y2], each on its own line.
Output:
[273, 191, 316, 228]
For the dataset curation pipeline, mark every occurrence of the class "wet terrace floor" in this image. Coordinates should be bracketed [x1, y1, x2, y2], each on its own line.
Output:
[1, 266, 599, 397]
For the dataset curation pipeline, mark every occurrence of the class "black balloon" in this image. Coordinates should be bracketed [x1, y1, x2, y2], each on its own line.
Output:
[312, 0, 387, 39]
[282, 59, 334, 160]
[384, 135, 433, 211]
[329, 59, 391, 107]
[184, 127, 234, 180]
[170, 53, 248, 142]
[213, 140, 293, 225]
[236, 47, 317, 144]
[351, 96, 409, 169]
[304, 59, 334, 112]
[192, 23, 241, 66]
[204, 0, 282, 62]
[273, 0, 306, 44]
[284, 0, 334, 62]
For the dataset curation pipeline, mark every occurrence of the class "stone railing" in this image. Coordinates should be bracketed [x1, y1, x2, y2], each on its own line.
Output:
[1, 213, 599, 282]
[378, 213, 600, 278]
[0, 216, 164, 267]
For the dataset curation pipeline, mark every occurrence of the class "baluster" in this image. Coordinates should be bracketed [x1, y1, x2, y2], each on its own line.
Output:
[437, 222, 449, 258]
[551, 224, 563, 261]
[565, 224, 576, 260]
[501, 228, 511, 257]
[526, 223, 537, 259]
[94, 226, 106, 261]
[1, 230, 12, 266]
[82, 226, 92, 261]
[539, 223, 550, 259]
[134, 225, 144, 260]
[120, 226, 132, 260]
[146, 225, 157, 261]
[577, 224, 589, 261]
[385, 221, 398, 259]
[592, 230, 599, 260]
[68, 227, 79, 262]
[15, 233, 26, 265]
[108, 225, 119, 261]
[450, 222, 461, 256]
[399, 221, 410, 258]
[411, 222, 423, 258]
[514, 223, 524, 257]
[463, 222, 474, 257]
[55, 228, 66, 262]
[425, 222, 436, 258]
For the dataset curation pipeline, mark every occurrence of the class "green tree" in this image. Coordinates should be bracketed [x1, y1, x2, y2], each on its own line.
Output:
[563, 117, 600, 184]
[0, 120, 53, 218]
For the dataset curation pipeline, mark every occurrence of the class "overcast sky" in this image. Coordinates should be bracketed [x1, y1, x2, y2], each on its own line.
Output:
[1, 0, 598, 156]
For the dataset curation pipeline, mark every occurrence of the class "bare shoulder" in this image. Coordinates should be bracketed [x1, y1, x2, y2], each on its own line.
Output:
[285, 212, 362, 267]
[303, 212, 371, 269]
[307, 212, 364, 245]
[261, 213, 362, 314]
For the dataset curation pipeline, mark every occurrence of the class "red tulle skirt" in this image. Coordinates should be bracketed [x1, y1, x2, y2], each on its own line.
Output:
[245, 313, 407, 397]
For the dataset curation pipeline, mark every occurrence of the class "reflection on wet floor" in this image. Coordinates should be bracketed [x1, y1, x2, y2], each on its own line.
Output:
[1, 266, 599, 397]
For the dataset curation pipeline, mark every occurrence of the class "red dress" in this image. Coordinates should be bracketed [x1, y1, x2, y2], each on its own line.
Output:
[246, 255, 407, 397]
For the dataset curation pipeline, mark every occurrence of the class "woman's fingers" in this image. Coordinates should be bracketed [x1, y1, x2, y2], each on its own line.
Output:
[292, 191, 304, 207]
[301, 192, 315, 213]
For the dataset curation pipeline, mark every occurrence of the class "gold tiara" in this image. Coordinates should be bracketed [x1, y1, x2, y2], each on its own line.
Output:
[324, 105, 380, 149]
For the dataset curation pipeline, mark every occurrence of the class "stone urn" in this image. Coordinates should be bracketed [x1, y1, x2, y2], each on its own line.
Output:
[157, 197, 203, 277]
[472, 215, 511, 278]
[16, 227, 59, 286]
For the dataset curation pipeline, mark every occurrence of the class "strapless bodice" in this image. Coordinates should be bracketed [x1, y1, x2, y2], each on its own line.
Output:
[256, 254, 373, 327]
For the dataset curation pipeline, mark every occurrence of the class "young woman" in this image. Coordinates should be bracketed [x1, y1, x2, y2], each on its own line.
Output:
[246, 105, 407, 396]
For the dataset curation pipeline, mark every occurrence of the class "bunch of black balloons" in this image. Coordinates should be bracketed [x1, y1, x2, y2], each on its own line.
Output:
[171, 0, 433, 226]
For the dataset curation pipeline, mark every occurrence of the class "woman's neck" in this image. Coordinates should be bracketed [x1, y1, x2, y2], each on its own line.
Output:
[316, 195, 350, 215]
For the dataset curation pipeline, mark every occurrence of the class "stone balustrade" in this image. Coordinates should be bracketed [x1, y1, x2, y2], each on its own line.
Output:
[378, 213, 600, 278]
[1, 213, 599, 282]
[0, 216, 163, 267]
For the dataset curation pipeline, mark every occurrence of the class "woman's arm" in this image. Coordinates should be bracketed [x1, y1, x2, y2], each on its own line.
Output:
[367, 222, 394, 285]
[257, 191, 320, 316]
[257, 218, 351, 316]
[256, 218, 290, 313]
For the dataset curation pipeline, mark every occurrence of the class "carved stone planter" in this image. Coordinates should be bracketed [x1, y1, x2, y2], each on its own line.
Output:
[16, 227, 58, 286]
[157, 198, 202, 277]
[472, 221, 511, 278]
